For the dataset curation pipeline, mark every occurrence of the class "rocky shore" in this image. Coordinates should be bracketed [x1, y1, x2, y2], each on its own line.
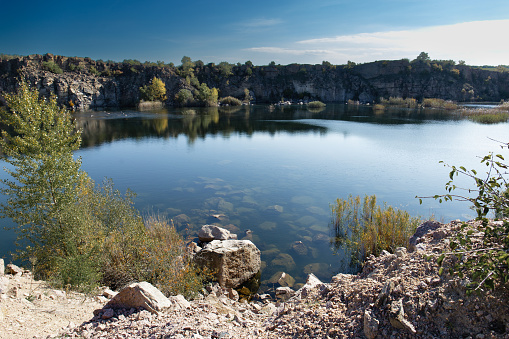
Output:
[1, 218, 508, 338]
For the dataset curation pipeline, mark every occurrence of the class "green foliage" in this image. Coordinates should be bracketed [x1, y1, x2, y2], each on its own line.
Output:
[90, 66, 100, 76]
[139, 77, 167, 102]
[0, 80, 205, 297]
[195, 83, 218, 107]
[243, 88, 252, 103]
[180, 56, 195, 77]
[218, 62, 233, 77]
[175, 89, 194, 107]
[219, 96, 242, 106]
[466, 112, 509, 124]
[0, 79, 85, 279]
[413, 52, 431, 64]
[331, 194, 420, 270]
[42, 61, 63, 74]
[418, 141, 509, 292]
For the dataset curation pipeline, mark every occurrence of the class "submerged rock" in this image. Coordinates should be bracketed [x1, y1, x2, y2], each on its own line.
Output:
[198, 225, 237, 242]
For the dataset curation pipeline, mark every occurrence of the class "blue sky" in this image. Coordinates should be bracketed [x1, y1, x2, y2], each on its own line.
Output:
[2, 0, 508, 66]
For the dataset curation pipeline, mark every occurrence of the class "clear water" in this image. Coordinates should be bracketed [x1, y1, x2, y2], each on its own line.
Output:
[1, 104, 507, 289]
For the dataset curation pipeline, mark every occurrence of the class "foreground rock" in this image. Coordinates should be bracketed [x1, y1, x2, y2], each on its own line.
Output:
[2, 218, 509, 339]
[105, 282, 174, 314]
[194, 240, 261, 288]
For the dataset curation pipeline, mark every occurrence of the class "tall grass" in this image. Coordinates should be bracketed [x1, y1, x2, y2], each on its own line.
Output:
[380, 97, 417, 108]
[422, 98, 458, 110]
[331, 195, 421, 270]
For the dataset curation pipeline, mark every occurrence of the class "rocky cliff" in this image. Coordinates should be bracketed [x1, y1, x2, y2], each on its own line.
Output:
[1, 54, 508, 110]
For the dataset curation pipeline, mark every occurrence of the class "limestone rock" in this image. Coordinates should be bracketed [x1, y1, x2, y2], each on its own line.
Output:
[198, 225, 237, 242]
[0, 276, 9, 294]
[194, 240, 261, 288]
[395, 247, 407, 258]
[0, 258, 4, 276]
[389, 299, 416, 334]
[6, 264, 23, 276]
[364, 309, 379, 339]
[106, 281, 173, 314]
[268, 271, 295, 288]
[291, 241, 308, 256]
[168, 294, 191, 310]
[409, 220, 442, 252]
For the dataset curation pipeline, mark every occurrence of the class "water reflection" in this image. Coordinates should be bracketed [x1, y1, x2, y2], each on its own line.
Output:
[76, 104, 458, 148]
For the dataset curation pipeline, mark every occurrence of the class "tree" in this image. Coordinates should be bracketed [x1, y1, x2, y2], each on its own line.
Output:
[180, 56, 195, 77]
[218, 61, 233, 77]
[0, 80, 86, 277]
[414, 52, 431, 64]
[139, 77, 167, 102]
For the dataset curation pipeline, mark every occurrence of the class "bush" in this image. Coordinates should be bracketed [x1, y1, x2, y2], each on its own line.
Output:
[331, 194, 420, 270]
[42, 61, 63, 74]
[467, 112, 509, 124]
[0, 80, 204, 297]
[380, 97, 417, 108]
[422, 98, 458, 110]
[219, 96, 242, 106]
[139, 77, 167, 102]
[418, 140, 509, 292]
[307, 101, 326, 108]
[175, 89, 194, 107]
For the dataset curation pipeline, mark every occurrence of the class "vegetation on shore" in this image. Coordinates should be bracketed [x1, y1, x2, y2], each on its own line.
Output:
[418, 140, 509, 292]
[307, 101, 326, 108]
[331, 194, 421, 271]
[0, 80, 205, 297]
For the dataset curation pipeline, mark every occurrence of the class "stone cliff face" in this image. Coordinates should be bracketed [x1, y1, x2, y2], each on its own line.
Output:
[1, 54, 508, 110]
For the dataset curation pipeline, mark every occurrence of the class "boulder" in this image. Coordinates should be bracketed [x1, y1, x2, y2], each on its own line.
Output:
[0, 276, 9, 294]
[194, 240, 261, 288]
[389, 299, 416, 334]
[408, 220, 442, 252]
[198, 225, 237, 242]
[105, 281, 173, 314]
[0, 258, 4, 276]
[6, 264, 23, 276]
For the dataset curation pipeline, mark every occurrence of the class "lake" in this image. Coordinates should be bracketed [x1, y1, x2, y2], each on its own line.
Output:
[1, 104, 507, 290]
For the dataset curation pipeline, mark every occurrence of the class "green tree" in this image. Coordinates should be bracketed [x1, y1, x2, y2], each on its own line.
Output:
[414, 52, 431, 64]
[139, 77, 167, 102]
[218, 61, 233, 77]
[0, 80, 86, 277]
[180, 56, 195, 77]
[175, 88, 194, 106]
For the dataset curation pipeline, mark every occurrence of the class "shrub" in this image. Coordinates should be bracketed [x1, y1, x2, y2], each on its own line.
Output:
[418, 140, 509, 292]
[139, 77, 167, 102]
[42, 61, 63, 74]
[307, 101, 326, 108]
[0, 80, 204, 297]
[331, 194, 420, 270]
[422, 98, 458, 110]
[175, 89, 194, 107]
[467, 112, 509, 124]
[90, 66, 100, 76]
[219, 96, 242, 106]
[380, 97, 417, 108]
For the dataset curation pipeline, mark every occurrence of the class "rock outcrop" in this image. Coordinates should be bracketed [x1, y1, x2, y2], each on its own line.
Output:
[1, 54, 508, 111]
[194, 239, 261, 288]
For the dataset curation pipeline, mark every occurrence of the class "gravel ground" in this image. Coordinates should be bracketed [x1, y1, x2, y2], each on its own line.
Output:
[1, 218, 508, 338]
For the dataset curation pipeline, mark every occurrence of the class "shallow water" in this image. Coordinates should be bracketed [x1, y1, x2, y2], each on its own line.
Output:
[1, 104, 507, 289]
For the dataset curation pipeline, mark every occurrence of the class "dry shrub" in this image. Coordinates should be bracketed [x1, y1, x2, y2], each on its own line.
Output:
[380, 97, 417, 108]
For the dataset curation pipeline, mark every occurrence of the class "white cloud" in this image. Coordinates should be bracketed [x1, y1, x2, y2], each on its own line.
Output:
[246, 20, 509, 65]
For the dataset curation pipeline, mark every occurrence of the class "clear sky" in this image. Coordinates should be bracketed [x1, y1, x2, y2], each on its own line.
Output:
[1, 0, 508, 66]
